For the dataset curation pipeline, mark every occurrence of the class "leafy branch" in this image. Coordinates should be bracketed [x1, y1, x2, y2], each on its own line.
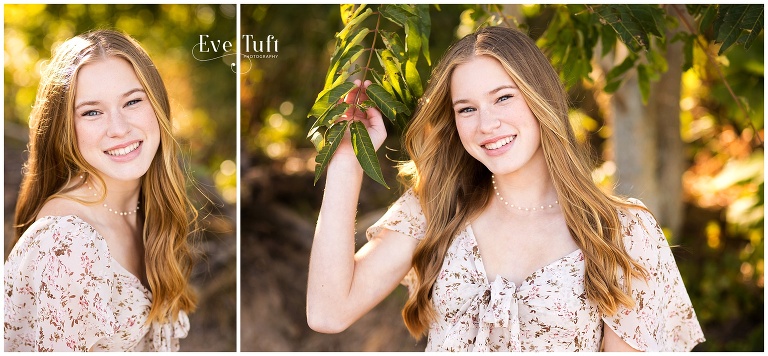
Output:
[307, 4, 431, 187]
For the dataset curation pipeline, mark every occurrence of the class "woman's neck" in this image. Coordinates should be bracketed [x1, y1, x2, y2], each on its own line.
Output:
[84, 174, 142, 214]
[491, 152, 558, 208]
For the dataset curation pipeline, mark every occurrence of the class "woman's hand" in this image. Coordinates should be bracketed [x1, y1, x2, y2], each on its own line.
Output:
[334, 79, 387, 157]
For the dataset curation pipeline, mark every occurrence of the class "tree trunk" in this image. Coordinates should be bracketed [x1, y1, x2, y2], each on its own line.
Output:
[612, 5, 685, 241]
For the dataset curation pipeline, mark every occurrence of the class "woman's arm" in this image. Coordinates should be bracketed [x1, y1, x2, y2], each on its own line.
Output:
[306, 80, 419, 333]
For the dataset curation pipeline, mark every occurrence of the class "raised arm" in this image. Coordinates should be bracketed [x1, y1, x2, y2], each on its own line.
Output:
[306, 80, 419, 333]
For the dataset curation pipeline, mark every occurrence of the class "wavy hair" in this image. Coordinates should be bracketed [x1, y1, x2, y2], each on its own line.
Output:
[398, 26, 649, 337]
[12, 29, 197, 323]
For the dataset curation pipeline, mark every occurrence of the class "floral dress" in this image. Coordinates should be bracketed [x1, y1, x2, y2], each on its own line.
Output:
[367, 189, 705, 351]
[4, 215, 189, 351]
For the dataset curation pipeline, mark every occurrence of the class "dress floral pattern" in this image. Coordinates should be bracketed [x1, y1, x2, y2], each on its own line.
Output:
[367, 189, 705, 351]
[4, 215, 189, 352]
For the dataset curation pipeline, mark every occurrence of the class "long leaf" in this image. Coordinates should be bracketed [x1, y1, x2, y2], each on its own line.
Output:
[716, 4, 764, 54]
[404, 59, 423, 98]
[405, 18, 422, 63]
[594, 5, 650, 52]
[380, 4, 416, 28]
[314, 120, 349, 184]
[337, 7, 373, 40]
[350, 121, 389, 188]
[366, 83, 411, 124]
[379, 30, 406, 63]
[416, 4, 431, 65]
[377, 49, 405, 100]
[309, 81, 355, 118]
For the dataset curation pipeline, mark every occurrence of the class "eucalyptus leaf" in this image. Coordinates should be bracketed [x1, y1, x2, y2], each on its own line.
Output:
[350, 121, 389, 188]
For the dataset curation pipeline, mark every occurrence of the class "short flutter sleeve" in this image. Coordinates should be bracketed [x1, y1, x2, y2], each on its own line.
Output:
[4, 216, 118, 351]
[366, 189, 427, 242]
[602, 199, 705, 351]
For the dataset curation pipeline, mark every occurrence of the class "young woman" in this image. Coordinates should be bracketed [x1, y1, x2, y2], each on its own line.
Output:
[307, 26, 705, 351]
[4, 29, 197, 351]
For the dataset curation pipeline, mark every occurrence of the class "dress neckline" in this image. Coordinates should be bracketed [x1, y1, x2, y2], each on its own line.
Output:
[465, 224, 583, 287]
[35, 215, 151, 294]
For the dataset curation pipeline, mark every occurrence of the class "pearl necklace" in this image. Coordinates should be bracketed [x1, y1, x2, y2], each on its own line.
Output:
[81, 175, 140, 216]
[491, 175, 559, 212]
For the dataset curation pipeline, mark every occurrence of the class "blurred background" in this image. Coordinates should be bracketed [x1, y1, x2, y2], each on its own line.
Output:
[4, 4, 237, 351]
[240, 4, 763, 352]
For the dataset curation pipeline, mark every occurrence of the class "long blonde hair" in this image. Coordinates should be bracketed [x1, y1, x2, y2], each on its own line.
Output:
[13, 29, 197, 323]
[399, 26, 648, 338]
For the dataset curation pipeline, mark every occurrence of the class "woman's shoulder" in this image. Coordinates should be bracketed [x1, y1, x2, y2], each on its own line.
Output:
[366, 188, 427, 241]
[614, 197, 669, 259]
[10, 214, 109, 268]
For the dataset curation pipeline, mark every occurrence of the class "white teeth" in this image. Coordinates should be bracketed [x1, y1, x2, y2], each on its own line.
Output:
[483, 136, 515, 150]
[106, 142, 140, 156]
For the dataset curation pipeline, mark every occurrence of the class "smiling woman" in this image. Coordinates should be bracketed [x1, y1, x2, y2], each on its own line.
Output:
[4, 29, 197, 352]
[306, 26, 706, 352]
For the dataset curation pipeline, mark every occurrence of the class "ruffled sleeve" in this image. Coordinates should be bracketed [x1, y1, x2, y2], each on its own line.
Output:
[602, 199, 705, 351]
[366, 188, 427, 242]
[4, 216, 118, 351]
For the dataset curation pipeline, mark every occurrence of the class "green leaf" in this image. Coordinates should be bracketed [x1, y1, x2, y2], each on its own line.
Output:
[405, 18, 422, 63]
[599, 23, 617, 57]
[377, 49, 405, 101]
[594, 5, 651, 52]
[309, 81, 355, 118]
[324, 102, 350, 125]
[380, 4, 416, 28]
[678, 33, 695, 71]
[379, 30, 406, 63]
[308, 126, 324, 151]
[359, 100, 376, 110]
[404, 59, 423, 98]
[698, 5, 718, 33]
[637, 64, 650, 104]
[337, 7, 373, 40]
[350, 120, 389, 188]
[625, 5, 665, 38]
[314, 120, 349, 184]
[715, 4, 764, 54]
[341, 4, 369, 26]
[416, 4, 432, 65]
[604, 55, 636, 93]
[366, 83, 411, 124]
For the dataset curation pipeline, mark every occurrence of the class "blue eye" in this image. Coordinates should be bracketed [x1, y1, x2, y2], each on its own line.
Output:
[82, 110, 100, 117]
[498, 95, 512, 102]
[125, 99, 142, 107]
[457, 107, 476, 114]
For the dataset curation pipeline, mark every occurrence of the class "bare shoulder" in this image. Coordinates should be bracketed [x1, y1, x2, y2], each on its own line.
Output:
[36, 196, 91, 221]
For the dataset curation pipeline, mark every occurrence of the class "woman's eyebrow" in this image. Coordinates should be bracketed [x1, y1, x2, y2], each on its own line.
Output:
[75, 88, 145, 109]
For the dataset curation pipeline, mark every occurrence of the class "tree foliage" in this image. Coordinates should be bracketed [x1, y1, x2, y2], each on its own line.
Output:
[307, 4, 431, 187]
[308, 4, 763, 186]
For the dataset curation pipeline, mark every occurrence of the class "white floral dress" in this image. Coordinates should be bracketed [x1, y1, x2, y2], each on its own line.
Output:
[4, 215, 190, 351]
[367, 189, 705, 352]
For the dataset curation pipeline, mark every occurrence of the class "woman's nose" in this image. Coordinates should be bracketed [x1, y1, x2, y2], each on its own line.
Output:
[106, 111, 131, 137]
[479, 107, 502, 133]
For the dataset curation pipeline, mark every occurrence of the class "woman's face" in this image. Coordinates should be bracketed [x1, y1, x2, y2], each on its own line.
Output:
[73, 56, 160, 185]
[451, 55, 544, 177]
